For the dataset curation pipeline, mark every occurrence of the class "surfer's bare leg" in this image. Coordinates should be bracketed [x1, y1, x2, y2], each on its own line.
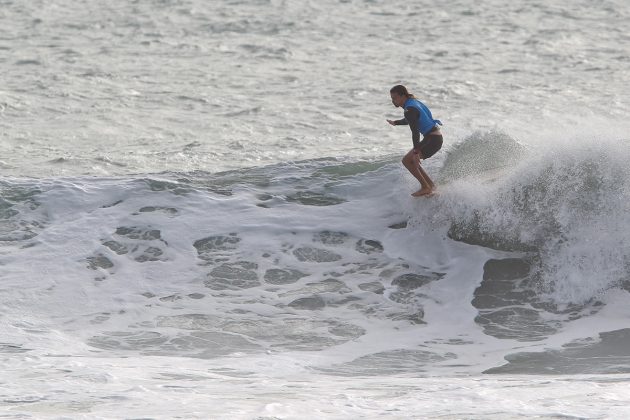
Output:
[402, 149, 432, 196]
[418, 164, 436, 190]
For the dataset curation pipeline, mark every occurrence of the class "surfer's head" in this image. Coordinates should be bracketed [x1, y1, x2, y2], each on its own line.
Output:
[390, 84, 415, 107]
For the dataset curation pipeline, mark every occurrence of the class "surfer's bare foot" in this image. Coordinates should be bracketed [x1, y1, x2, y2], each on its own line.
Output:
[412, 188, 433, 197]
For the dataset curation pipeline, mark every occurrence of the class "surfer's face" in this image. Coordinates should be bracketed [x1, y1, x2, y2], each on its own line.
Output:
[390, 92, 405, 108]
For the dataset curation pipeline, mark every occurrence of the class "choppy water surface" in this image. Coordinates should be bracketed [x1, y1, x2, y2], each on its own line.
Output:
[1, 0, 629, 176]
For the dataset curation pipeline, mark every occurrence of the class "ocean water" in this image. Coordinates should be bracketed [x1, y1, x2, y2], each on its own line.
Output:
[2, 0, 630, 418]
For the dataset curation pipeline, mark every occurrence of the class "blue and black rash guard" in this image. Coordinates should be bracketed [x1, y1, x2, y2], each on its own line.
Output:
[394, 98, 442, 150]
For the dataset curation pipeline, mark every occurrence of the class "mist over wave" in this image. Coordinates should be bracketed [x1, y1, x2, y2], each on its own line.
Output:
[428, 131, 630, 305]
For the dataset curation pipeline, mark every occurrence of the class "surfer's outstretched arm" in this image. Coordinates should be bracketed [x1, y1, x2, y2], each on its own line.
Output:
[387, 118, 408, 126]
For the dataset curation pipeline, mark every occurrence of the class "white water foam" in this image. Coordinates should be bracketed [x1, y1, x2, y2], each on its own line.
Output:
[2, 144, 630, 416]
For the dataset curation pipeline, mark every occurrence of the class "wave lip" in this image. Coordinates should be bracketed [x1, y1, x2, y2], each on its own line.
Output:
[432, 133, 630, 305]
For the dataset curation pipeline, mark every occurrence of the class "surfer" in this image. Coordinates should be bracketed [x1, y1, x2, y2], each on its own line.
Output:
[387, 85, 443, 197]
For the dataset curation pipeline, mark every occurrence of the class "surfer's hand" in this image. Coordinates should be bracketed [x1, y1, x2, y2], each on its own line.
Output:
[386, 119, 396, 126]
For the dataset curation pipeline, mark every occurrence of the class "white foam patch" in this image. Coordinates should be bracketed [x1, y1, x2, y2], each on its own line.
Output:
[2, 155, 630, 417]
[3, 355, 630, 419]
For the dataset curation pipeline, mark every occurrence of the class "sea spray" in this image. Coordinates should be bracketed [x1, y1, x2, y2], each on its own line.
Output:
[421, 133, 630, 305]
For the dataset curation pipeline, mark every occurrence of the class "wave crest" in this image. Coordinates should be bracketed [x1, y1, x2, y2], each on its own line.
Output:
[430, 135, 630, 303]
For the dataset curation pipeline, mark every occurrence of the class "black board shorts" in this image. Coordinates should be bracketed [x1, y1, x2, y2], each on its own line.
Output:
[419, 133, 443, 159]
